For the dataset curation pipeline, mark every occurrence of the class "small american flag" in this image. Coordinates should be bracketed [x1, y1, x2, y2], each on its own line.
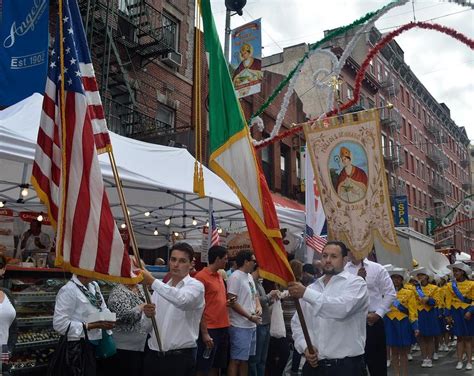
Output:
[0, 344, 9, 365]
[305, 224, 327, 253]
[31, 0, 135, 282]
[210, 214, 220, 247]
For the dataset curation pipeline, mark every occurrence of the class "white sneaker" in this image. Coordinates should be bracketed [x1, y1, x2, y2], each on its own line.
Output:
[407, 353, 413, 361]
[413, 344, 420, 351]
[456, 361, 463, 370]
[442, 344, 449, 352]
[426, 359, 433, 368]
[387, 360, 391, 367]
[421, 359, 429, 368]
[466, 363, 473, 370]
[433, 352, 439, 360]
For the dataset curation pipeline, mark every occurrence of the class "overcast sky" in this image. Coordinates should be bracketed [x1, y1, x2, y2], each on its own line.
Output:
[210, 0, 473, 142]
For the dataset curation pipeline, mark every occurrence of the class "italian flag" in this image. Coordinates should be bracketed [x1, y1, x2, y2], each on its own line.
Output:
[200, 0, 294, 286]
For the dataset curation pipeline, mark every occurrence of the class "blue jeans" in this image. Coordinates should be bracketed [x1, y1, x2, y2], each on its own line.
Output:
[249, 324, 271, 376]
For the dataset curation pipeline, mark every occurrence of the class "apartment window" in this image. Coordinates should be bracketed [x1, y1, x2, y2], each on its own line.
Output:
[402, 118, 407, 137]
[162, 12, 179, 51]
[406, 90, 410, 108]
[377, 63, 383, 82]
[156, 104, 175, 128]
[359, 95, 365, 108]
[418, 189, 422, 207]
[400, 86, 405, 103]
[346, 85, 354, 100]
[408, 123, 412, 141]
[416, 159, 420, 176]
[421, 162, 425, 180]
[280, 145, 290, 196]
[412, 187, 417, 206]
[261, 140, 274, 190]
[404, 150, 409, 171]
[368, 98, 375, 109]
[389, 139, 394, 157]
[381, 135, 387, 156]
[410, 155, 415, 174]
[369, 59, 374, 75]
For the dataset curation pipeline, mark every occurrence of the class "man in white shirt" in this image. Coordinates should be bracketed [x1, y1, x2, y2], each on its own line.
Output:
[345, 251, 396, 376]
[141, 242, 205, 376]
[289, 241, 368, 375]
[19, 220, 51, 261]
[227, 250, 262, 376]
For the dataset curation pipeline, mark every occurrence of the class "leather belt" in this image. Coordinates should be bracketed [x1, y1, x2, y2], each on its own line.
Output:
[154, 348, 195, 358]
[318, 354, 363, 367]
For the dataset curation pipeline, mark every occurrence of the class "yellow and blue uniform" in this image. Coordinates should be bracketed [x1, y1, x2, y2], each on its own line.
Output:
[384, 287, 418, 347]
[445, 280, 474, 337]
[437, 284, 448, 333]
[414, 283, 442, 337]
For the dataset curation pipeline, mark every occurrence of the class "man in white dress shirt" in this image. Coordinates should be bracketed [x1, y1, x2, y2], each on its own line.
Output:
[141, 242, 205, 376]
[345, 250, 396, 376]
[289, 241, 369, 375]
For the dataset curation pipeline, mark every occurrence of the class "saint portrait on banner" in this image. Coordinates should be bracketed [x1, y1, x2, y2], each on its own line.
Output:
[330, 143, 368, 203]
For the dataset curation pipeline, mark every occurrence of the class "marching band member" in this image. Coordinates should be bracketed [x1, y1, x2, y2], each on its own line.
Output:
[445, 262, 473, 371]
[411, 267, 441, 368]
[384, 268, 419, 376]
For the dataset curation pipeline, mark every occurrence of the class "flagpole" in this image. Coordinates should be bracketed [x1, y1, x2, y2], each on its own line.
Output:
[107, 150, 163, 351]
[290, 263, 316, 356]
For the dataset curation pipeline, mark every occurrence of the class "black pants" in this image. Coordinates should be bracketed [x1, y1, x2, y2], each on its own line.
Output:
[364, 319, 387, 376]
[143, 347, 196, 376]
[104, 349, 144, 376]
[266, 337, 290, 376]
[302, 355, 365, 376]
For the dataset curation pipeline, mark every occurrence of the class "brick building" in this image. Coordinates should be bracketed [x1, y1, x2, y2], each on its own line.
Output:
[263, 26, 473, 253]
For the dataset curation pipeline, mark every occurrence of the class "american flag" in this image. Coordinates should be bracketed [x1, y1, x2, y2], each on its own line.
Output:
[31, 0, 136, 283]
[305, 224, 327, 253]
[0, 344, 9, 365]
[210, 214, 220, 247]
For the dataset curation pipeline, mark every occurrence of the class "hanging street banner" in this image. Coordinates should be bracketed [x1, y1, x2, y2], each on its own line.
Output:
[393, 195, 409, 227]
[231, 18, 262, 99]
[426, 217, 436, 236]
[304, 109, 400, 260]
[0, 0, 49, 106]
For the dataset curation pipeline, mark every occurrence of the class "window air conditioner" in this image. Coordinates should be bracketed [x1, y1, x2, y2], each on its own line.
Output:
[160, 51, 182, 68]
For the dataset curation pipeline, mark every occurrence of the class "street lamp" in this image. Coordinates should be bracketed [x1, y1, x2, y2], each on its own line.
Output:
[223, 0, 247, 62]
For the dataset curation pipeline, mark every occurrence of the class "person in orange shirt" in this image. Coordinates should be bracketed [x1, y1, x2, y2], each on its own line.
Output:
[195, 246, 232, 376]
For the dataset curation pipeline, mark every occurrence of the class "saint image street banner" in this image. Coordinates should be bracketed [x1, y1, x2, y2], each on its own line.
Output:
[231, 18, 262, 99]
[0, 0, 49, 106]
[304, 109, 400, 260]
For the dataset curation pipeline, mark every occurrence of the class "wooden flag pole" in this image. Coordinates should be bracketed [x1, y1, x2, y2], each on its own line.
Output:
[290, 264, 315, 356]
[107, 150, 163, 351]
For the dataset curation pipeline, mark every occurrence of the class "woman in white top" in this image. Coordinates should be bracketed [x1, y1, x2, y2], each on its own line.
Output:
[52, 274, 115, 376]
[0, 255, 17, 375]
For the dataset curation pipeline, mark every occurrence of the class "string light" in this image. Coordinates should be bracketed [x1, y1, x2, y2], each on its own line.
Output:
[153, 228, 158, 236]
[0, 201, 4, 208]
[165, 218, 171, 226]
[37, 213, 44, 222]
[205, 221, 209, 227]
[174, 232, 179, 237]
[144, 211, 151, 217]
[217, 228, 223, 234]
[121, 223, 126, 229]
[192, 217, 197, 226]
[20, 185, 29, 197]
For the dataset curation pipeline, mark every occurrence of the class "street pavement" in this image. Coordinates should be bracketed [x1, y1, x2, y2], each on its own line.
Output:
[388, 347, 474, 375]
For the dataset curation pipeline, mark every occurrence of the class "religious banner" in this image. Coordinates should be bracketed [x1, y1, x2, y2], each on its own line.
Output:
[231, 18, 262, 99]
[0, 0, 49, 106]
[304, 109, 400, 259]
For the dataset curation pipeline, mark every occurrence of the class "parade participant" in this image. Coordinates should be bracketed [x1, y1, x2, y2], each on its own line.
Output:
[227, 250, 262, 376]
[248, 267, 280, 376]
[107, 281, 155, 375]
[195, 245, 230, 376]
[0, 255, 17, 375]
[52, 274, 115, 375]
[141, 242, 205, 376]
[445, 262, 473, 370]
[384, 267, 419, 376]
[435, 274, 449, 355]
[345, 251, 396, 376]
[19, 219, 51, 261]
[289, 241, 369, 376]
[411, 267, 441, 368]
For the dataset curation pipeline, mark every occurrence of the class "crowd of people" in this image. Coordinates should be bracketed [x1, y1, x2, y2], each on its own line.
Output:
[0, 242, 473, 376]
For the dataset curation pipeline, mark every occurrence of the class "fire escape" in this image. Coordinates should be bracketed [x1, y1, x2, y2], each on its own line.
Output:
[78, 0, 179, 138]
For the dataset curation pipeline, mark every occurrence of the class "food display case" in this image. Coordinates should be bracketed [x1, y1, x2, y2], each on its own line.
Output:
[3, 266, 113, 375]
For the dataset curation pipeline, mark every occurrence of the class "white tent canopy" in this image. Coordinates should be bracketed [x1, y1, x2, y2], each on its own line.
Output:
[0, 94, 305, 249]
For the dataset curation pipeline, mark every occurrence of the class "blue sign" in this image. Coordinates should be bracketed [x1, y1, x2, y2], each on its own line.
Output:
[393, 195, 409, 227]
[0, 0, 49, 106]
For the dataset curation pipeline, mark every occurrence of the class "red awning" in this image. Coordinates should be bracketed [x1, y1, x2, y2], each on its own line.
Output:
[271, 193, 305, 212]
